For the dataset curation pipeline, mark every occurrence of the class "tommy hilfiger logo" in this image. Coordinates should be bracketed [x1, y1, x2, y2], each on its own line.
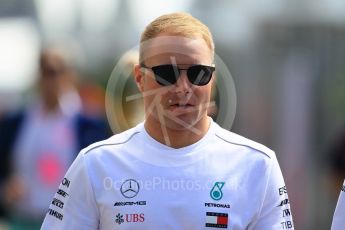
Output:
[205, 212, 228, 228]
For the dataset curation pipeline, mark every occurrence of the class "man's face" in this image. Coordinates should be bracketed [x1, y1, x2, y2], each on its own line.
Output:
[39, 51, 74, 108]
[135, 36, 214, 132]
[39, 52, 65, 105]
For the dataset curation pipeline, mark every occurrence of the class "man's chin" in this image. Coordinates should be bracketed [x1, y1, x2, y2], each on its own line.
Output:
[162, 114, 201, 131]
[149, 109, 206, 132]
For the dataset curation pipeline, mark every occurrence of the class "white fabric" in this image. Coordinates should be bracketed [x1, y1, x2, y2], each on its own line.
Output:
[331, 180, 345, 230]
[41, 119, 294, 229]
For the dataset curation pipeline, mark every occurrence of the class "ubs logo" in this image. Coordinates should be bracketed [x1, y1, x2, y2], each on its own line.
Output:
[120, 179, 140, 198]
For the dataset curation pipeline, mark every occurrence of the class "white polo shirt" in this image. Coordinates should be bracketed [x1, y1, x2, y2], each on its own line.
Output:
[332, 180, 345, 230]
[41, 119, 294, 229]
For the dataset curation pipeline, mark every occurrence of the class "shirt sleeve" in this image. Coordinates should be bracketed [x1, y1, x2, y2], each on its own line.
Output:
[41, 152, 99, 229]
[331, 180, 345, 230]
[251, 154, 294, 230]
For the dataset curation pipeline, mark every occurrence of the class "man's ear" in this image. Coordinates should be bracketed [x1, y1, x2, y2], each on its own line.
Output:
[134, 64, 145, 92]
[211, 71, 216, 84]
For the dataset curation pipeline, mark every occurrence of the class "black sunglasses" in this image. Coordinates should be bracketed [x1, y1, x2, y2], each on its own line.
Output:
[140, 64, 215, 86]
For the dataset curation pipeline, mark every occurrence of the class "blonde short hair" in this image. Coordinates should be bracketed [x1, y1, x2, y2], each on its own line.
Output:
[139, 12, 214, 64]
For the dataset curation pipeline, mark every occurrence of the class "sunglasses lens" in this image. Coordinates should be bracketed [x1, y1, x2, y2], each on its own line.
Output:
[187, 65, 214, 86]
[149, 64, 215, 86]
[152, 65, 179, 86]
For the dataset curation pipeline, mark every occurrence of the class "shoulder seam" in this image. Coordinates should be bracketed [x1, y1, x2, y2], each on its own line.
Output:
[215, 133, 271, 159]
[83, 131, 140, 155]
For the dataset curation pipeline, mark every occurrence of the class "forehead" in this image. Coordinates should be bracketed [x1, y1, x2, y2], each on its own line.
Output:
[142, 35, 212, 65]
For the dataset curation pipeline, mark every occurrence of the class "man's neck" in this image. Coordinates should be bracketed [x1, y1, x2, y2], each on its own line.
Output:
[144, 116, 210, 149]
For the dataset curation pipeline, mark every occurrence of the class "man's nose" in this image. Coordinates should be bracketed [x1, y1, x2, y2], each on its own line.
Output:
[174, 70, 192, 94]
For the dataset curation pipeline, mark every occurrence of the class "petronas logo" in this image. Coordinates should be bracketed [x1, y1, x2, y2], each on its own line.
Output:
[210, 182, 225, 201]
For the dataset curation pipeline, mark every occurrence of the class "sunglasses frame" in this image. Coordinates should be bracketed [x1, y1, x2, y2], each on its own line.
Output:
[140, 64, 215, 86]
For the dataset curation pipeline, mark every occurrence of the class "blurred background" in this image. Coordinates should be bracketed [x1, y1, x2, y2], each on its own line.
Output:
[0, 0, 345, 229]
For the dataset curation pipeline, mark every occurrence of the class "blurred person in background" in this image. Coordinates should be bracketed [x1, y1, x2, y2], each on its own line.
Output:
[0, 46, 111, 230]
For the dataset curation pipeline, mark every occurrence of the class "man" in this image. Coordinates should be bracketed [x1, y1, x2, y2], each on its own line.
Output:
[331, 181, 345, 229]
[41, 13, 294, 229]
[0, 47, 110, 229]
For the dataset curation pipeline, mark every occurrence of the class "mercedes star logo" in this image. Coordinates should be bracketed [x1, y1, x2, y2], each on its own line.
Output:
[120, 179, 140, 198]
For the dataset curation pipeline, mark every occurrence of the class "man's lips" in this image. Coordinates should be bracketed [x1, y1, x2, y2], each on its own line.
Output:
[170, 103, 194, 107]
[167, 103, 195, 112]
